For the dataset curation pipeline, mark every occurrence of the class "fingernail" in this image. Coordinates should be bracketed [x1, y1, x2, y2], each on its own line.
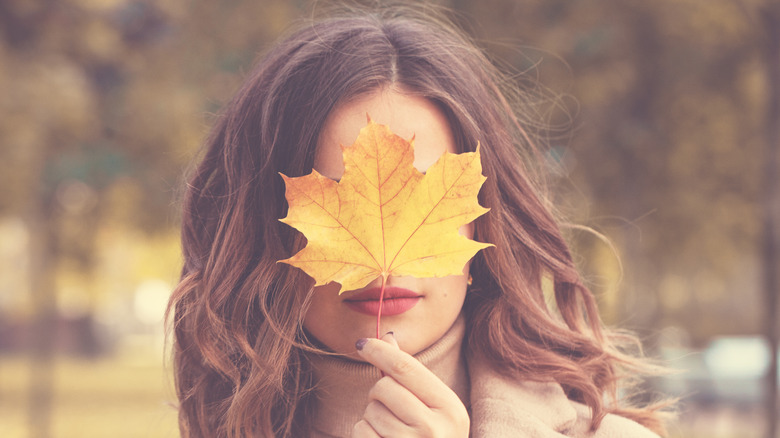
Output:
[386, 331, 394, 337]
[355, 338, 368, 351]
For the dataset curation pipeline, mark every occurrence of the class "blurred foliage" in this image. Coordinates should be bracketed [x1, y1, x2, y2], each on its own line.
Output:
[455, 0, 775, 345]
[0, 0, 777, 437]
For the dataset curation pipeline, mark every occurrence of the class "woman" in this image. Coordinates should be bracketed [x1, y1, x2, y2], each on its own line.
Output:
[168, 5, 668, 437]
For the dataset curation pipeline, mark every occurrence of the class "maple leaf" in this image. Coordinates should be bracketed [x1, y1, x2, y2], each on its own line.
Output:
[279, 120, 492, 301]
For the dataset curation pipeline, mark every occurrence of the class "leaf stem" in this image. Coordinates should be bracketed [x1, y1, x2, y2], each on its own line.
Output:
[376, 273, 388, 339]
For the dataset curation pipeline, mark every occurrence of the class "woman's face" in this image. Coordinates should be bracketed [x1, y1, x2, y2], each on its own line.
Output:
[303, 88, 471, 359]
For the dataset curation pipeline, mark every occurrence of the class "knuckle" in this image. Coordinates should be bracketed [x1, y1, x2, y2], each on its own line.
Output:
[416, 422, 435, 437]
[367, 385, 379, 401]
[368, 376, 391, 400]
[351, 420, 372, 437]
[445, 409, 470, 438]
[364, 400, 383, 418]
[448, 403, 470, 427]
[389, 355, 417, 375]
[454, 414, 471, 435]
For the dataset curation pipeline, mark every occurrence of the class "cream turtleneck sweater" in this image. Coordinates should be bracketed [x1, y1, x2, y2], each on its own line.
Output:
[305, 315, 659, 438]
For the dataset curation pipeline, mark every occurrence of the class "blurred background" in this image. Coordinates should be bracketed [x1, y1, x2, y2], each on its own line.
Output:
[0, 0, 778, 437]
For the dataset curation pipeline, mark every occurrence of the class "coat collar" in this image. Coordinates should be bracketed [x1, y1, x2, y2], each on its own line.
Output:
[467, 354, 580, 437]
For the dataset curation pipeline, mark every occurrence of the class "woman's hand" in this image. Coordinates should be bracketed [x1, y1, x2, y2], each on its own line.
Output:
[351, 333, 470, 438]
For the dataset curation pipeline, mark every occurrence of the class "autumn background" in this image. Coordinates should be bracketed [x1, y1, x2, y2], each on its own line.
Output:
[1, 0, 778, 437]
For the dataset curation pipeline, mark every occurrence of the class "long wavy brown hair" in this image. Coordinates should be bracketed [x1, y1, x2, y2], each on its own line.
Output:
[168, 4, 668, 437]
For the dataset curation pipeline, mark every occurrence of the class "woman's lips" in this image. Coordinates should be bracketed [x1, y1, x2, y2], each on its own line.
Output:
[343, 286, 422, 316]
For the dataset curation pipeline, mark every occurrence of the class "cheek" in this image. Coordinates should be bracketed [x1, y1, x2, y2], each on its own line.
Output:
[431, 273, 469, 308]
[459, 222, 474, 239]
[459, 222, 475, 276]
[302, 284, 340, 340]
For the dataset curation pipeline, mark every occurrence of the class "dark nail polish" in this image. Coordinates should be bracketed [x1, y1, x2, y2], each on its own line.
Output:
[355, 338, 368, 351]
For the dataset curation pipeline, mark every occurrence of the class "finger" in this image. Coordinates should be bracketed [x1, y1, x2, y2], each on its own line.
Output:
[376, 332, 398, 378]
[380, 331, 399, 348]
[351, 419, 380, 438]
[368, 375, 429, 426]
[356, 337, 455, 408]
[363, 400, 415, 437]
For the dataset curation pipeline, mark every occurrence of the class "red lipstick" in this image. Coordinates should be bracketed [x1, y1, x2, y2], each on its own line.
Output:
[343, 287, 422, 316]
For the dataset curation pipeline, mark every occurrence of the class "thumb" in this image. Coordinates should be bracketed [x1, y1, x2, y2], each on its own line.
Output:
[380, 331, 399, 349]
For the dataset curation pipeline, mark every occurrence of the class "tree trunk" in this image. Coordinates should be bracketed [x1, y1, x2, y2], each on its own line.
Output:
[27, 187, 58, 438]
[761, 4, 780, 438]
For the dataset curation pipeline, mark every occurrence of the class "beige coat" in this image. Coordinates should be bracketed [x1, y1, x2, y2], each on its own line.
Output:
[468, 356, 660, 437]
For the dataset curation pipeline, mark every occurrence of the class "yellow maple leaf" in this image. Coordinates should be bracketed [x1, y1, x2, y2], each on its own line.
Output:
[279, 119, 492, 295]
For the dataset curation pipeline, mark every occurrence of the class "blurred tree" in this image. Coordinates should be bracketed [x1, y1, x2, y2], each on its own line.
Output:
[757, 2, 780, 436]
[453, 0, 768, 345]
